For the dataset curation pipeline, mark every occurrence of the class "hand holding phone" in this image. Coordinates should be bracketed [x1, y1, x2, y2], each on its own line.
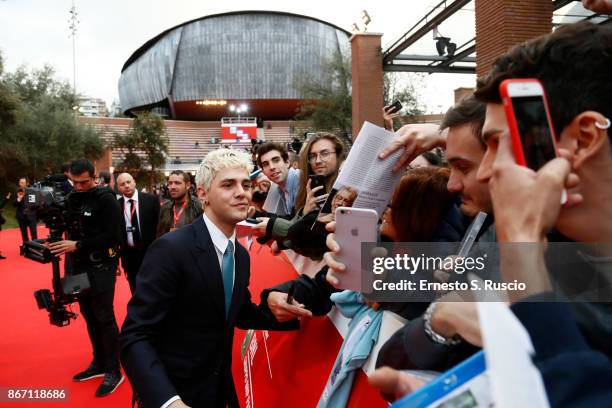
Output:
[384, 100, 403, 115]
[286, 282, 296, 304]
[500, 78, 566, 204]
[333, 207, 378, 291]
[309, 175, 327, 197]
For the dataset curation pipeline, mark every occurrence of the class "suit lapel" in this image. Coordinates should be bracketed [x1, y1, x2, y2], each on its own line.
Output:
[138, 195, 146, 239]
[191, 217, 226, 318]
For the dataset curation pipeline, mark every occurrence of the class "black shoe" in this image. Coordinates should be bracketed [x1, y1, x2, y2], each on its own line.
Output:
[95, 372, 124, 397]
[73, 364, 104, 382]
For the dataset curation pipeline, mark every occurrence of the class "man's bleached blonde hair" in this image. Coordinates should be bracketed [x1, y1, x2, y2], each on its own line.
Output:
[196, 148, 254, 191]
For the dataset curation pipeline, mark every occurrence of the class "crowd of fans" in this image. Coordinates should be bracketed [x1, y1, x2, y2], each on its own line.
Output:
[2, 16, 611, 408]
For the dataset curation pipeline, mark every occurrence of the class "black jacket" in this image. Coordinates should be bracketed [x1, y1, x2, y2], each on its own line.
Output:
[0, 195, 7, 230]
[119, 216, 298, 408]
[156, 195, 202, 238]
[512, 295, 612, 407]
[67, 187, 122, 292]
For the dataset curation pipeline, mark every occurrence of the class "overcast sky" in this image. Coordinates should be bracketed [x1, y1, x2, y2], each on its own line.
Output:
[1, 0, 480, 113]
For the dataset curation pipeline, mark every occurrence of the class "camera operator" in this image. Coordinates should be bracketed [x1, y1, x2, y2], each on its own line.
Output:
[47, 159, 124, 398]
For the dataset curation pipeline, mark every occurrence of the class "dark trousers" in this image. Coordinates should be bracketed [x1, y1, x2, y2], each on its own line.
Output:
[78, 285, 120, 374]
[121, 247, 146, 294]
[17, 216, 37, 244]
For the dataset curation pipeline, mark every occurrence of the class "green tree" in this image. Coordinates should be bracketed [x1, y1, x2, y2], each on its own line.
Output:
[113, 112, 168, 190]
[4, 64, 75, 107]
[0, 57, 104, 191]
[294, 50, 352, 142]
[294, 52, 425, 138]
[0, 52, 19, 133]
[383, 72, 424, 117]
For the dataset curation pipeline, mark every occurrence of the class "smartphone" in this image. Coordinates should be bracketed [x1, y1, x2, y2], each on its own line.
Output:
[309, 175, 327, 197]
[286, 282, 296, 304]
[384, 100, 403, 115]
[334, 207, 379, 291]
[245, 218, 260, 224]
[500, 79, 559, 172]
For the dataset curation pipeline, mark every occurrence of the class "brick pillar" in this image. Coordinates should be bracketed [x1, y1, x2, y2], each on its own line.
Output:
[475, 0, 552, 78]
[454, 87, 475, 103]
[351, 32, 384, 140]
[94, 147, 113, 173]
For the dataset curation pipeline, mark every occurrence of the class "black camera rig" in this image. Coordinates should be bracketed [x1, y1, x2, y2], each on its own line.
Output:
[22, 175, 91, 327]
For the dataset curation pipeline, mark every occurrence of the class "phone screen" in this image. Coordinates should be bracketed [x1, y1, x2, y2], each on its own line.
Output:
[309, 175, 326, 197]
[512, 95, 556, 171]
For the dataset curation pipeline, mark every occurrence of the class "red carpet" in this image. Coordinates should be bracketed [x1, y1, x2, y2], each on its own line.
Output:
[0, 226, 132, 407]
[0, 227, 386, 407]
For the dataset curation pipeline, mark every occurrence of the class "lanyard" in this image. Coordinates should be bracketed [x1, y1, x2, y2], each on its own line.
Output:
[172, 200, 187, 228]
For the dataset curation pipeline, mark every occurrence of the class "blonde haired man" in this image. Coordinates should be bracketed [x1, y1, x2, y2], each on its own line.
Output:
[120, 149, 310, 408]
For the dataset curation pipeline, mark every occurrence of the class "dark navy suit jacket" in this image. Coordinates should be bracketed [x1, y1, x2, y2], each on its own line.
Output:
[119, 216, 298, 408]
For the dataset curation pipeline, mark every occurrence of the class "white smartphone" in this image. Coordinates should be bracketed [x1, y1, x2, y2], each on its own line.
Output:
[334, 207, 379, 291]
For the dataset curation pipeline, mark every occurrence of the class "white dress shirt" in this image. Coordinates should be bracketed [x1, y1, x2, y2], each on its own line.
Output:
[122, 189, 141, 247]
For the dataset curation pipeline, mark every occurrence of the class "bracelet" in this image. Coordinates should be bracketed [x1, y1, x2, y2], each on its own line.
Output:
[423, 302, 462, 346]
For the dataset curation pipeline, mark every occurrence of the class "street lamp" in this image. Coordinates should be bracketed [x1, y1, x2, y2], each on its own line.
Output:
[361, 10, 371, 30]
[230, 104, 249, 119]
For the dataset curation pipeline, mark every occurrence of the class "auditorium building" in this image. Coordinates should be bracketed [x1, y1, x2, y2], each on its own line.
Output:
[84, 11, 351, 174]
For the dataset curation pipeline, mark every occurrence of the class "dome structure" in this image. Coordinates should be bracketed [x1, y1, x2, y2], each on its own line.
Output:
[118, 10, 351, 120]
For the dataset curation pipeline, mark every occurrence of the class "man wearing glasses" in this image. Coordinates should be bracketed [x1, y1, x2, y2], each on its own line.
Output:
[47, 159, 124, 397]
[252, 133, 346, 248]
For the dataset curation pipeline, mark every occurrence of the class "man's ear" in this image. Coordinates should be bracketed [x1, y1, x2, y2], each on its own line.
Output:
[559, 111, 609, 170]
[197, 186, 208, 205]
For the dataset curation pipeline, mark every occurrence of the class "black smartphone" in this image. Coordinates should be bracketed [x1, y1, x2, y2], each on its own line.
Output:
[384, 100, 403, 115]
[286, 282, 296, 304]
[309, 175, 327, 197]
[245, 218, 260, 224]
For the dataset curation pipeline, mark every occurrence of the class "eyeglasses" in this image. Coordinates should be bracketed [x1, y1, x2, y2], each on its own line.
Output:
[308, 149, 336, 163]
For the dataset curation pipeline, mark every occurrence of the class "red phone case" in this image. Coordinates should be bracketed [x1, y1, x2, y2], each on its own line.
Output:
[499, 78, 559, 167]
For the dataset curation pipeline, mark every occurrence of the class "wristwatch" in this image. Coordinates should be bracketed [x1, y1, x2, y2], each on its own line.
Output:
[423, 302, 462, 346]
[75, 241, 83, 251]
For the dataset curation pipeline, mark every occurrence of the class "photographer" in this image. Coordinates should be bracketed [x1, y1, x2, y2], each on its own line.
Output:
[47, 159, 124, 398]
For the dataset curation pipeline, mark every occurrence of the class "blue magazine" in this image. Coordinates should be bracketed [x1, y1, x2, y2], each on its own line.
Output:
[390, 351, 491, 408]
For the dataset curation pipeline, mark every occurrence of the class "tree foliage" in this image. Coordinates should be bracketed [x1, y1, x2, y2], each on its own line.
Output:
[383, 72, 425, 117]
[294, 51, 352, 142]
[0, 52, 105, 192]
[294, 51, 425, 140]
[113, 112, 169, 190]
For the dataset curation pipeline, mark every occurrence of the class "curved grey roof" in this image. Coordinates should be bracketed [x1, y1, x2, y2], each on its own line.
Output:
[118, 11, 351, 113]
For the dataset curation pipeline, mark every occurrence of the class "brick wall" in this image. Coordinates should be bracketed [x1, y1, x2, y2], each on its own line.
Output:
[475, 0, 552, 78]
[351, 33, 384, 140]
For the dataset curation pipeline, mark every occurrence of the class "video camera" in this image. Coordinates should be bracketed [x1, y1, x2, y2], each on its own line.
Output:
[22, 175, 91, 327]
